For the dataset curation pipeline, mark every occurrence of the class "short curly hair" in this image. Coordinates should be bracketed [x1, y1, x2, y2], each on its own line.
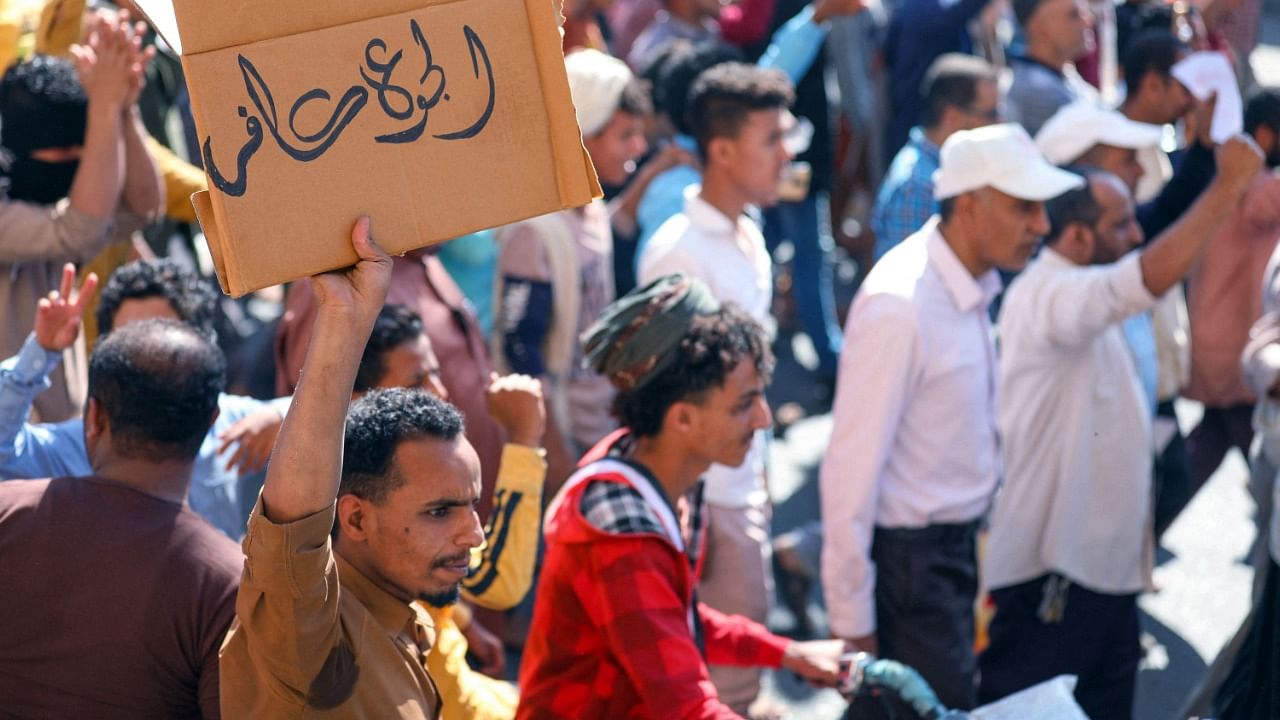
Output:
[686, 62, 793, 163]
[1121, 30, 1185, 101]
[88, 318, 226, 462]
[341, 388, 465, 504]
[96, 259, 218, 338]
[613, 303, 773, 438]
[651, 40, 743, 138]
[355, 304, 425, 393]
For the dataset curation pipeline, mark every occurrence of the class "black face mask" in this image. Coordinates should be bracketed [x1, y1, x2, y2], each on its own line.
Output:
[4, 156, 79, 205]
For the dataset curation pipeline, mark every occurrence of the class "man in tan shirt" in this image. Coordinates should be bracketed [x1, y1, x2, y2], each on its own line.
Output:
[220, 218, 485, 718]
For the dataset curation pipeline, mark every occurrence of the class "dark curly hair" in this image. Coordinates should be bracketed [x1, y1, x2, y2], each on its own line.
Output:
[88, 318, 226, 462]
[355, 304, 425, 393]
[651, 39, 743, 137]
[341, 388, 465, 504]
[0, 54, 86, 156]
[686, 62, 794, 163]
[1121, 30, 1186, 103]
[614, 303, 773, 438]
[1246, 88, 1280, 139]
[97, 259, 218, 338]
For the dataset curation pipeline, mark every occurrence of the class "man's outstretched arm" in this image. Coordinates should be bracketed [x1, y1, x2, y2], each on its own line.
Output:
[260, 217, 392, 523]
[0, 265, 97, 478]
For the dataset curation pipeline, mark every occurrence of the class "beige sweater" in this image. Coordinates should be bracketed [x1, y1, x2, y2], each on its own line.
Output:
[0, 198, 143, 422]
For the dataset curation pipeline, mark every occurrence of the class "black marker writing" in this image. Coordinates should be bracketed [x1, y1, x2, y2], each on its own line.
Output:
[203, 109, 262, 197]
[433, 26, 494, 141]
[202, 21, 497, 198]
[360, 40, 414, 120]
[241, 54, 368, 162]
[370, 20, 446, 144]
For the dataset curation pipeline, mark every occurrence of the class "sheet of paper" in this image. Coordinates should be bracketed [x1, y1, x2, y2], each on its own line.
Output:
[970, 676, 1090, 720]
[1171, 51, 1243, 144]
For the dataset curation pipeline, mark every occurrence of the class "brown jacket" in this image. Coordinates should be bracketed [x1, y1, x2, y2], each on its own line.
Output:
[219, 499, 441, 718]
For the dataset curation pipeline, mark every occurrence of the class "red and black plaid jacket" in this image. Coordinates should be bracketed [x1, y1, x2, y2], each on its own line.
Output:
[517, 431, 789, 719]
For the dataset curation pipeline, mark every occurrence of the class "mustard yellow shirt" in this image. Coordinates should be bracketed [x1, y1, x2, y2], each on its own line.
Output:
[419, 443, 545, 720]
[422, 605, 518, 720]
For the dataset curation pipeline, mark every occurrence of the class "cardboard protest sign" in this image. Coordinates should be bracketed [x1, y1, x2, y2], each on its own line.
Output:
[134, 0, 601, 297]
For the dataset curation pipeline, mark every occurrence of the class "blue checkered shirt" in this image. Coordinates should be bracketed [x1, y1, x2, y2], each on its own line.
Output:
[871, 127, 941, 260]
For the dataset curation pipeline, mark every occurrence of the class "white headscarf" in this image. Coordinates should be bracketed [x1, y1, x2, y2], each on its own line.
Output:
[565, 49, 634, 137]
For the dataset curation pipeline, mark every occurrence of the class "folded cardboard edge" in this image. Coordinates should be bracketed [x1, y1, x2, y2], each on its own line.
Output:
[138, 0, 467, 58]
[181, 37, 253, 298]
[190, 190, 241, 297]
[200, 190, 603, 298]
[524, 0, 602, 208]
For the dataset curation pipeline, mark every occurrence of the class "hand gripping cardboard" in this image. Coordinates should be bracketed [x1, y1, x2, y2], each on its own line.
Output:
[134, 0, 601, 296]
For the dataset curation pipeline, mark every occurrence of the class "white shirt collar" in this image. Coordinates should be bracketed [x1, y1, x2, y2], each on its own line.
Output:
[683, 185, 740, 239]
[925, 219, 1002, 314]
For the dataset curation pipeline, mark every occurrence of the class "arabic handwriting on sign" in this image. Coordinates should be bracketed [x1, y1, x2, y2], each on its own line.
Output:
[366, 20, 446, 144]
[202, 108, 261, 197]
[434, 26, 495, 141]
[203, 21, 496, 198]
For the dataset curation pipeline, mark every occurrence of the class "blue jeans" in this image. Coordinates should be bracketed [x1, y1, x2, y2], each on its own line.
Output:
[763, 193, 842, 376]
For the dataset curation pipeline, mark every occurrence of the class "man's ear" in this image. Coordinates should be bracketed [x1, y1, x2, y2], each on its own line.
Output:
[1137, 72, 1160, 103]
[938, 105, 963, 136]
[954, 191, 977, 221]
[1255, 124, 1277, 161]
[663, 400, 700, 439]
[84, 397, 106, 442]
[707, 135, 734, 168]
[337, 494, 371, 542]
[1056, 222, 1093, 263]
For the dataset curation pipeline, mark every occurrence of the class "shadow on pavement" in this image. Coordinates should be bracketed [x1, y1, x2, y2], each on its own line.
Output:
[1136, 610, 1208, 720]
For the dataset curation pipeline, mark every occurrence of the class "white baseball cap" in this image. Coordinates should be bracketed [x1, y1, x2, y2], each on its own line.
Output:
[1035, 101, 1163, 166]
[565, 49, 634, 137]
[933, 123, 1084, 201]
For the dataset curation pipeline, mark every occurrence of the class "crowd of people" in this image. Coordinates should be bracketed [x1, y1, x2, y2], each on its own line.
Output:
[1, 0, 1279, 718]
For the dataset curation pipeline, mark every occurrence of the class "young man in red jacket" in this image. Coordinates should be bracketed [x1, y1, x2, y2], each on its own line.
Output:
[517, 274, 844, 719]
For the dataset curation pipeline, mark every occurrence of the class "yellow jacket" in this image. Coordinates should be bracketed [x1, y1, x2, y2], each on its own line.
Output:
[147, 138, 207, 224]
[423, 604, 520, 720]
[418, 443, 544, 720]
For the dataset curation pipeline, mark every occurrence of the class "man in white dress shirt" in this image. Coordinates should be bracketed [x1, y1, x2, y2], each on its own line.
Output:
[821, 123, 1082, 712]
[979, 136, 1263, 719]
[637, 62, 793, 715]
